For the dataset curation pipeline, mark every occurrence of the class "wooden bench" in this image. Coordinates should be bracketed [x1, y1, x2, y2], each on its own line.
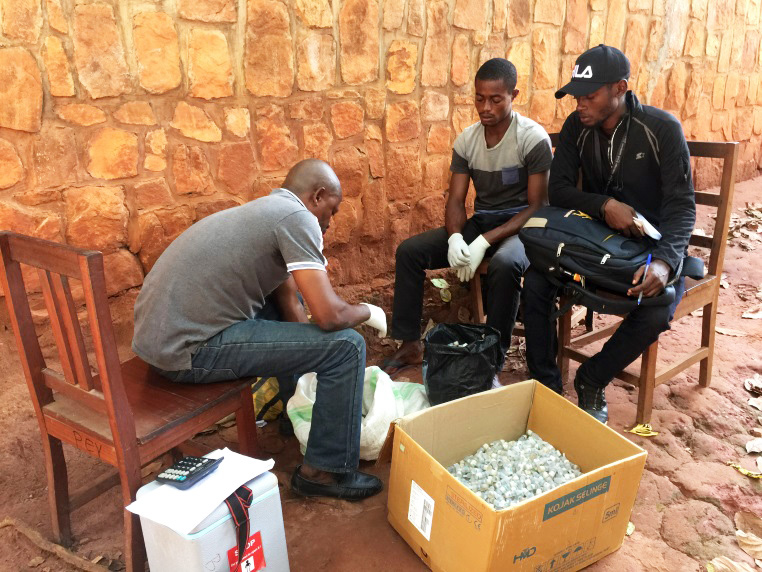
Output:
[556, 141, 739, 424]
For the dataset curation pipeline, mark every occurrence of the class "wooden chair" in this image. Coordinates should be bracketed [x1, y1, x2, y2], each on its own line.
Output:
[0, 231, 260, 572]
[557, 141, 739, 424]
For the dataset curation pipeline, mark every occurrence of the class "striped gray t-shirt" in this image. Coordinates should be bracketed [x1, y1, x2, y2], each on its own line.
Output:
[451, 112, 553, 212]
[132, 188, 326, 371]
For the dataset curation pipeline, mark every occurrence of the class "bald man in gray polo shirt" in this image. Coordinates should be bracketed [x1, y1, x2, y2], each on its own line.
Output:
[133, 159, 387, 500]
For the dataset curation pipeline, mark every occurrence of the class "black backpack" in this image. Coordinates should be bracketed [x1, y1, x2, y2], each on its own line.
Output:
[518, 206, 700, 314]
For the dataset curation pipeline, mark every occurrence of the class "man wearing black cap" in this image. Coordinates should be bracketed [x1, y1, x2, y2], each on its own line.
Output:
[523, 45, 696, 422]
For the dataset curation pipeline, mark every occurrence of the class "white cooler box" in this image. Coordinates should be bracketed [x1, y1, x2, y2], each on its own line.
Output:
[137, 471, 290, 572]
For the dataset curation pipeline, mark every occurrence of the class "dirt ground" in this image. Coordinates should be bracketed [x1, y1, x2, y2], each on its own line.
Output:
[1, 175, 761, 572]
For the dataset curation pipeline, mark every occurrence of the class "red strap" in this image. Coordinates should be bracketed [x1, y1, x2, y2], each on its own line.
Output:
[224, 485, 253, 572]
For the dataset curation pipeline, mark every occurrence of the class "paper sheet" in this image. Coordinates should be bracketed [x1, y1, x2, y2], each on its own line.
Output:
[126, 448, 274, 535]
[635, 212, 662, 240]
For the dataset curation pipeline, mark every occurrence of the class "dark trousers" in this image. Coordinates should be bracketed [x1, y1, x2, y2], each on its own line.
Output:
[523, 267, 685, 393]
[391, 214, 529, 360]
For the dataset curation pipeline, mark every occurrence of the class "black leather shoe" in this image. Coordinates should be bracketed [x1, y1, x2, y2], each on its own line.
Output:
[291, 465, 383, 500]
[574, 375, 608, 423]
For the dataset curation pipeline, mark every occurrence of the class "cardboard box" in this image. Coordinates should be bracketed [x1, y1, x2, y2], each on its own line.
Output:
[383, 380, 647, 572]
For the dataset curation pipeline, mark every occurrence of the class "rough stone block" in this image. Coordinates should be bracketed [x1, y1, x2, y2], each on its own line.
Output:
[625, 18, 647, 77]
[684, 66, 705, 117]
[427, 124, 452, 154]
[754, 106, 762, 135]
[297, 33, 336, 91]
[588, 12, 605, 48]
[218, 142, 256, 198]
[692, 0, 709, 19]
[493, 0, 507, 31]
[172, 145, 215, 196]
[86, 128, 138, 180]
[411, 193, 446, 235]
[421, 0, 450, 87]
[0, 47, 42, 133]
[0, 138, 24, 190]
[507, 40, 531, 105]
[664, 61, 688, 111]
[114, 102, 156, 126]
[529, 90, 556, 126]
[303, 123, 333, 160]
[707, 0, 735, 30]
[325, 198, 357, 244]
[361, 179, 386, 240]
[14, 188, 61, 207]
[332, 145, 368, 197]
[34, 125, 78, 190]
[339, 0, 379, 85]
[170, 102, 222, 142]
[365, 138, 384, 178]
[146, 129, 168, 157]
[741, 29, 761, 73]
[46, 0, 68, 33]
[103, 249, 144, 295]
[365, 88, 386, 119]
[407, 0, 425, 36]
[532, 28, 560, 91]
[383, 0, 405, 30]
[717, 31, 732, 72]
[478, 34, 506, 66]
[712, 76, 726, 110]
[178, 0, 236, 22]
[189, 28, 234, 100]
[245, 0, 294, 97]
[451, 34, 471, 87]
[135, 206, 194, 271]
[65, 185, 128, 251]
[55, 103, 106, 126]
[225, 108, 251, 138]
[133, 11, 182, 94]
[2, 0, 42, 44]
[604, 0, 626, 47]
[42, 37, 75, 97]
[195, 199, 241, 221]
[645, 19, 664, 61]
[683, 21, 706, 57]
[454, 0, 487, 30]
[563, 0, 588, 54]
[296, 0, 333, 27]
[423, 155, 451, 195]
[255, 104, 299, 171]
[331, 101, 364, 138]
[72, 4, 130, 99]
[386, 40, 418, 94]
[421, 91, 450, 122]
[386, 101, 421, 142]
[724, 72, 739, 110]
[507, 0, 531, 36]
[534, 0, 565, 24]
[132, 178, 174, 211]
[144, 155, 167, 172]
[0, 203, 61, 241]
[386, 144, 421, 201]
[290, 98, 324, 120]
[452, 105, 477, 134]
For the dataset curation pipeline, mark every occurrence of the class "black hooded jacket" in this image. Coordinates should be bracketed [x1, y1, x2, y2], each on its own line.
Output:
[548, 91, 696, 272]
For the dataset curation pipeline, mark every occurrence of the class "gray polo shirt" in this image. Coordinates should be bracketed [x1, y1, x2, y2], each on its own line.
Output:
[132, 188, 326, 371]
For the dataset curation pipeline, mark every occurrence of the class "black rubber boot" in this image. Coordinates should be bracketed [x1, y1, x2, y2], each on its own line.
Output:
[574, 373, 608, 423]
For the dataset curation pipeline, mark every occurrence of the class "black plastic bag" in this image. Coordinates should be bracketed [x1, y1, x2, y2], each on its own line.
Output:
[422, 323, 502, 406]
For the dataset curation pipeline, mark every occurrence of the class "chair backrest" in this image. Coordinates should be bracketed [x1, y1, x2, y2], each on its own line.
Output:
[684, 141, 738, 277]
[545, 134, 739, 278]
[0, 231, 133, 437]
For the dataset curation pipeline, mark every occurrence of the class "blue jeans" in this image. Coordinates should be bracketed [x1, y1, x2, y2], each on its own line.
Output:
[154, 306, 366, 474]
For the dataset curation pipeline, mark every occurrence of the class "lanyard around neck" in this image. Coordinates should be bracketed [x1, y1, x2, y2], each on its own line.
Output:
[602, 112, 631, 193]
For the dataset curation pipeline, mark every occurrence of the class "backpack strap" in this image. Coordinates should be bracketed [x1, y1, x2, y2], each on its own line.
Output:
[225, 485, 254, 572]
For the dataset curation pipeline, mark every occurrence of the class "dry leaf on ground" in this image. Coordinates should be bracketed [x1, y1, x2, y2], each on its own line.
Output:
[746, 438, 762, 454]
[707, 556, 756, 572]
[735, 512, 762, 539]
[742, 304, 762, 319]
[758, 457, 762, 474]
[728, 462, 762, 479]
[626, 522, 635, 536]
[750, 397, 762, 411]
[735, 530, 762, 560]
[744, 374, 762, 396]
[716, 327, 747, 337]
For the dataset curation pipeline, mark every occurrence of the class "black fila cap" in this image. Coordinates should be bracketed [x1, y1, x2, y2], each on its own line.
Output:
[555, 44, 630, 99]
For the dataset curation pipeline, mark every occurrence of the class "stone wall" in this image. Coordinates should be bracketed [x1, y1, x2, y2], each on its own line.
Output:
[0, 0, 761, 299]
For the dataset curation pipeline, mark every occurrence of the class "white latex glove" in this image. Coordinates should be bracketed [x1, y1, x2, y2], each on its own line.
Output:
[457, 235, 490, 282]
[447, 233, 471, 268]
[360, 303, 387, 338]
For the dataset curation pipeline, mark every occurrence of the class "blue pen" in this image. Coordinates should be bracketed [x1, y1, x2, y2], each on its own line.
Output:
[637, 254, 652, 305]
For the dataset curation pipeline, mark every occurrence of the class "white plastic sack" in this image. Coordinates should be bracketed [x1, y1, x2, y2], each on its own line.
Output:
[287, 366, 430, 461]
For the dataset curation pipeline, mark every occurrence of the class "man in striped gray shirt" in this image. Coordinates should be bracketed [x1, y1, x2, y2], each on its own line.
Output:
[384, 58, 553, 375]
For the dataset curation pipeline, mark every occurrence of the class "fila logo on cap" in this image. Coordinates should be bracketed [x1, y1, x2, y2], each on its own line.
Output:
[572, 65, 593, 79]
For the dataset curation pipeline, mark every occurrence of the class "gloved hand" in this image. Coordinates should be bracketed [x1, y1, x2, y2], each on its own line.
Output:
[457, 235, 490, 282]
[447, 233, 471, 268]
[360, 303, 387, 338]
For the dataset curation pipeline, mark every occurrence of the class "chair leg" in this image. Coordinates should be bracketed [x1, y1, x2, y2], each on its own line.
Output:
[699, 301, 717, 387]
[120, 460, 146, 572]
[236, 387, 260, 458]
[42, 435, 72, 546]
[636, 341, 658, 424]
[557, 303, 573, 384]
[471, 272, 486, 324]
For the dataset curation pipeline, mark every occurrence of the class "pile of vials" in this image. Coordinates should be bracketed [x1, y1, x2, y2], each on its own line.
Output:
[447, 430, 583, 510]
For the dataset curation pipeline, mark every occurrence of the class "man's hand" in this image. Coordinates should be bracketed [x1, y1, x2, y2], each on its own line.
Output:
[360, 303, 387, 337]
[456, 235, 490, 282]
[447, 233, 471, 268]
[603, 199, 645, 238]
[627, 259, 670, 298]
